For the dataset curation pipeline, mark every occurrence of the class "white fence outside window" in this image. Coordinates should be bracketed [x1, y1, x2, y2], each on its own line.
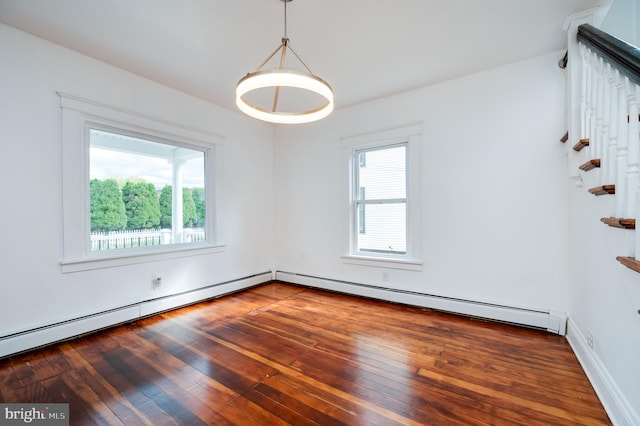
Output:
[90, 228, 205, 251]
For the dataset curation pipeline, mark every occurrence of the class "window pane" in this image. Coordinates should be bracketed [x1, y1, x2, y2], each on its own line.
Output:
[357, 145, 406, 200]
[89, 129, 205, 251]
[357, 202, 406, 254]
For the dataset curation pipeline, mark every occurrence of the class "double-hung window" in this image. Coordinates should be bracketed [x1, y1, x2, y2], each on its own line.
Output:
[354, 143, 407, 255]
[342, 124, 422, 270]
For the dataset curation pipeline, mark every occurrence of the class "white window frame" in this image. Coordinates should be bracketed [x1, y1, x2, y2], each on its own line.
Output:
[341, 124, 423, 271]
[59, 93, 225, 273]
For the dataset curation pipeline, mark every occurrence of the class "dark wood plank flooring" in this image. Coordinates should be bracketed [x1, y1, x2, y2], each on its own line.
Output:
[0, 282, 610, 425]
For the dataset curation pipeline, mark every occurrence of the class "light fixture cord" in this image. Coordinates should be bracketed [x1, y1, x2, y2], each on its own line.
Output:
[284, 0, 288, 38]
[273, 1, 289, 111]
[251, 0, 317, 76]
[283, 0, 315, 75]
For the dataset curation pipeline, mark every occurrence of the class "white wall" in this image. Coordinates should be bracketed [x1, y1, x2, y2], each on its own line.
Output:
[0, 23, 275, 347]
[601, 0, 640, 46]
[274, 52, 569, 314]
[566, 170, 640, 424]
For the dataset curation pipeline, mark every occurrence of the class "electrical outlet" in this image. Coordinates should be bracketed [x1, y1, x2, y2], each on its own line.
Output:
[586, 330, 594, 349]
[153, 277, 162, 289]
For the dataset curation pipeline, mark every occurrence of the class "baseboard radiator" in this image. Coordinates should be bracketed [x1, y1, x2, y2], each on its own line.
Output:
[276, 271, 567, 335]
[1, 270, 567, 359]
[0, 271, 273, 359]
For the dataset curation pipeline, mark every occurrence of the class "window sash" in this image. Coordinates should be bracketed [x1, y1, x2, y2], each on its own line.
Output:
[353, 143, 408, 257]
[356, 200, 407, 255]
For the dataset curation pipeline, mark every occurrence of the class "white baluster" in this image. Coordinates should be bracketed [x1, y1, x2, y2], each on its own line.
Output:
[633, 83, 640, 259]
[600, 63, 612, 187]
[616, 74, 630, 218]
[594, 56, 606, 163]
[589, 54, 599, 161]
[626, 80, 639, 219]
[579, 44, 589, 141]
[607, 68, 620, 188]
[625, 82, 640, 257]
[586, 49, 596, 155]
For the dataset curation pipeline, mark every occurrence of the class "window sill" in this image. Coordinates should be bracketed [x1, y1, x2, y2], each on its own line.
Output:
[61, 243, 226, 273]
[341, 255, 423, 271]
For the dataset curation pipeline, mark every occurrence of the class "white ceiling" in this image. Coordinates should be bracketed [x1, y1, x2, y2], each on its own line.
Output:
[0, 0, 607, 112]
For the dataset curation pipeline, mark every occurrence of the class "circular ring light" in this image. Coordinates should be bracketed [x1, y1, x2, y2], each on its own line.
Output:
[236, 69, 334, 124]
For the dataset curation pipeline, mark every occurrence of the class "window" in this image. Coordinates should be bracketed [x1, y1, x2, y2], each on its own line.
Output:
[354, 144, 406, 254]
[59, 93, 224, 272]
[342, 124, 422, 270]
[89, 128, 206, 252]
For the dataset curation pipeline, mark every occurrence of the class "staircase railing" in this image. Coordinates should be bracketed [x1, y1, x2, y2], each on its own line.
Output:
[569, 23, 640, 269]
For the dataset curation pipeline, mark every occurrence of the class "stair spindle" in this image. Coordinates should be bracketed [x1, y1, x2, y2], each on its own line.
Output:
[594, 56, 606, 164]
[606, 69, 620, 191]
[615, 73, 630, 218]
[626, 81, 639, 214]
[630, 83, 640, 258]
[579, 44, 589, 141]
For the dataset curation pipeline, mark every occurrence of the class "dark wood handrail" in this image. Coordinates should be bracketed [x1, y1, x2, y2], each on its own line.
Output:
[577, 24, 640, 86]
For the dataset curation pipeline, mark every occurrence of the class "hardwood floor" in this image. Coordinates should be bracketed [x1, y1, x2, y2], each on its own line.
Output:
[0, 282, 610, 425]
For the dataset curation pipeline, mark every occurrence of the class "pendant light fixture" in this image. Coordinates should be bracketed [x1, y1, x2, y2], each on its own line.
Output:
[235, 0, 334, 124]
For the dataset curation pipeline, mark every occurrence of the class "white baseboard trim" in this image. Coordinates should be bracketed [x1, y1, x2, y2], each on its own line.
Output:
[0, 306, 141, 360]
[0, 271, 273, 359]
[566, 319, 639, 426]
[139, 271, 272, 317]
[275, 271, 566, 334]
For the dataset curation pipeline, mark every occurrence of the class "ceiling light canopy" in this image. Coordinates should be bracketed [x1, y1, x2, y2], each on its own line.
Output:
[235, 0, 334, 124]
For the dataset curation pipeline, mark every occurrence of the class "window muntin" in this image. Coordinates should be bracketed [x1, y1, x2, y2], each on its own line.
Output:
[354, 143, 407, 255]
[89, 128, 206, 252]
